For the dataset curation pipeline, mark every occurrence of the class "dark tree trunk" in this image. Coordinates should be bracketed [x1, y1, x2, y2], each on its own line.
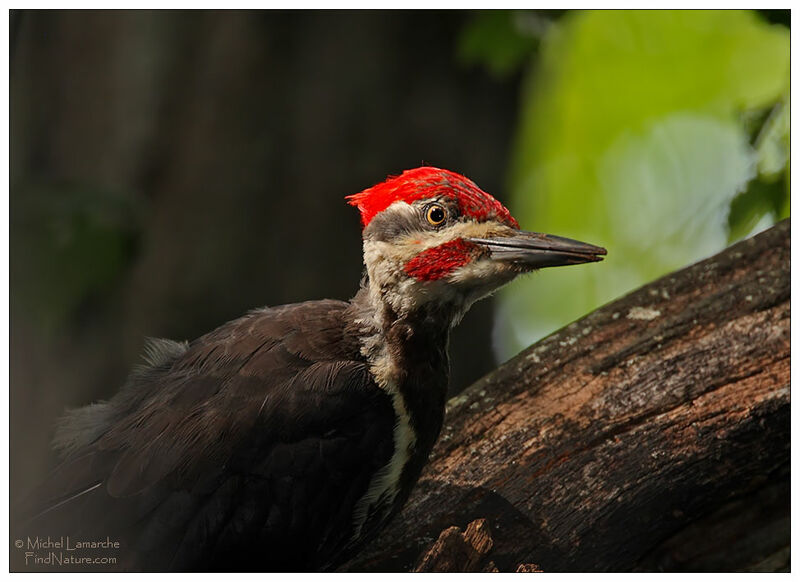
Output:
[342, 220, 790, 573]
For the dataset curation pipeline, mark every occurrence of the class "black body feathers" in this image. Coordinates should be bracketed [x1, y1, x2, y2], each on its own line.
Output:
[17, 301, 399, 572]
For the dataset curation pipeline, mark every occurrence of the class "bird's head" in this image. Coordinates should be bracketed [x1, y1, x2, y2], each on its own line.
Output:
[347, 167, 606, 322]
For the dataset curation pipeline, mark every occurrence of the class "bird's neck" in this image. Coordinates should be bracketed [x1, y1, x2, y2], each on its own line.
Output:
[346, 283, 452, 452]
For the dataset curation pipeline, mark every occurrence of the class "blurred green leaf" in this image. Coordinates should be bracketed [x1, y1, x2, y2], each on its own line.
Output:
[11, 182, 141, 333]
[727, 176, 787, 243]
[754, 95, 790, 181]
[498, 9, 789, 358]
[457, 10, 546, 78]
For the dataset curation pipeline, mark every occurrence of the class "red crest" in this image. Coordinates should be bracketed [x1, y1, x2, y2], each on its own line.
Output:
[346, 167, 518, 229]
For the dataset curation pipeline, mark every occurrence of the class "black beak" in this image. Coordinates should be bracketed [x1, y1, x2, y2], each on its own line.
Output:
[467, 231, 607, 269]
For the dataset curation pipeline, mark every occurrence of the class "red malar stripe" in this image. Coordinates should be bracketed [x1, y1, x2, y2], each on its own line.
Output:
[404, 239, 478, 281]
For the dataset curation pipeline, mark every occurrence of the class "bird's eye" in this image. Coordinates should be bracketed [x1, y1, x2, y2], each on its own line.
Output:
[425, 204, 447, 227]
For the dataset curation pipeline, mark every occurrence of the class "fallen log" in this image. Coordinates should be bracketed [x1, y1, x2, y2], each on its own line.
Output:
[342, 220, 790, 572]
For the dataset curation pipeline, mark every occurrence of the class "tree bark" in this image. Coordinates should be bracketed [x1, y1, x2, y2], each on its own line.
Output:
[342, 220, 790, 573]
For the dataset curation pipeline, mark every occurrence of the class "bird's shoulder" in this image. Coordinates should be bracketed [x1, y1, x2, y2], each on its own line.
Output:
[183, 298, 363, 374]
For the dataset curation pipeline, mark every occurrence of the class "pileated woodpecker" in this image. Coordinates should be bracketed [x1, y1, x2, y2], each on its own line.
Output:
[17, 167, 605, 572]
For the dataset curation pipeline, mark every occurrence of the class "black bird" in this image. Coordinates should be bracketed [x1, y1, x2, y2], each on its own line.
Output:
[15, 167, 606, 571]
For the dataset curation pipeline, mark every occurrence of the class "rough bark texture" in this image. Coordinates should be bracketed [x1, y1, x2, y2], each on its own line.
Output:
[343, 220, 790, 573]
[412, 519, 496, 572]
